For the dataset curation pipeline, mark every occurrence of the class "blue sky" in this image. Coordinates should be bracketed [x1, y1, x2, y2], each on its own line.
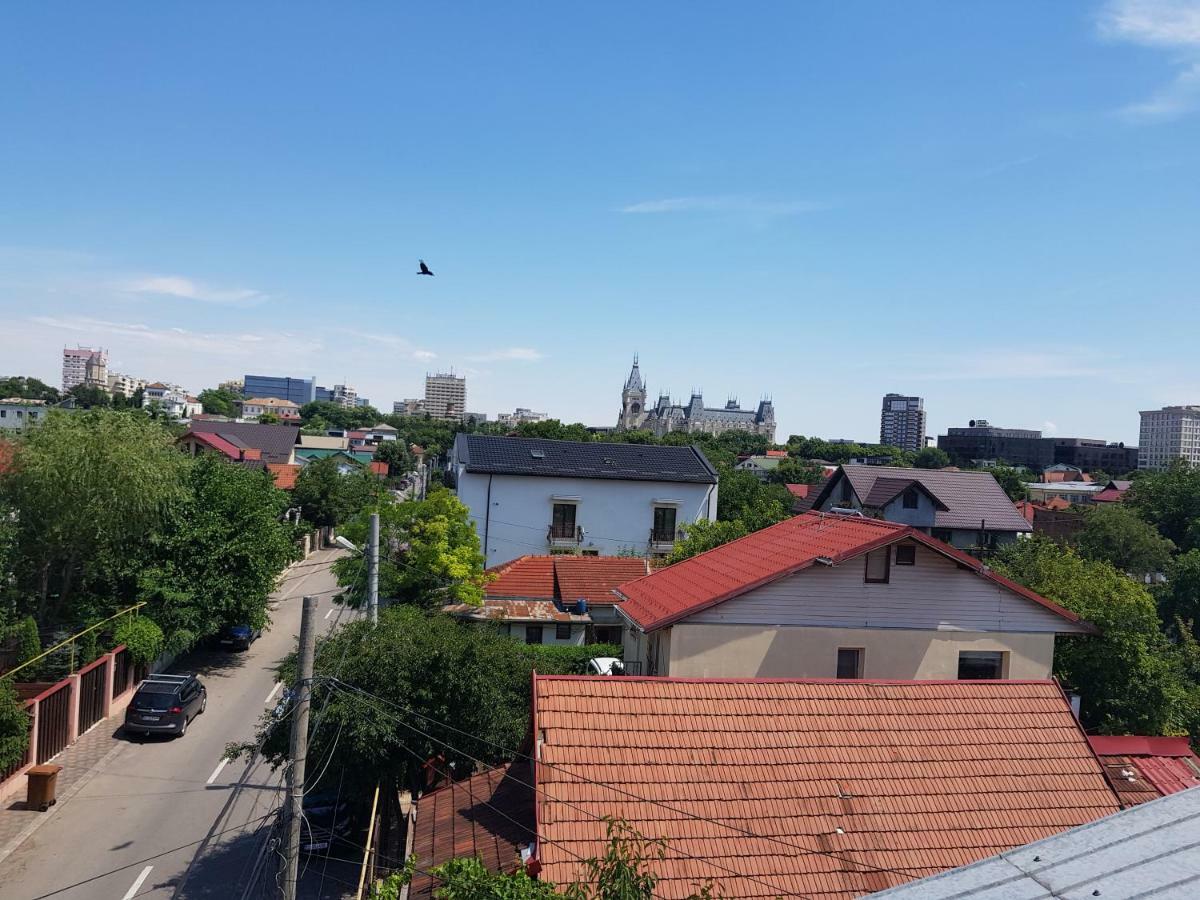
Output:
[2, 1, 1199, 443]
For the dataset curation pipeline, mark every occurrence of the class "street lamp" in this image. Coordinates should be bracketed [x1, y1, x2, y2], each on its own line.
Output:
[334, 535, 359, 553]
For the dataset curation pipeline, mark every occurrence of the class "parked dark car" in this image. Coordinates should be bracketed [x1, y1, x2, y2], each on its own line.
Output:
[124, 674, 206, 738]
[217, 623, 261, 651]
[300, 790, 355, 853]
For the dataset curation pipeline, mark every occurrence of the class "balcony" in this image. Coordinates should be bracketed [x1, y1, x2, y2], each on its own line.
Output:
[649, 528, 677, 554]
[547, 523, 583, 548]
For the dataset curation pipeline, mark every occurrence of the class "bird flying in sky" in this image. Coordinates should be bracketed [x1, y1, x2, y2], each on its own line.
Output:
[417, 259, 434, 276]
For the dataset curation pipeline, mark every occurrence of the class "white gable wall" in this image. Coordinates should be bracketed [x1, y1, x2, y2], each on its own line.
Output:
[685, 540, 1085, 633]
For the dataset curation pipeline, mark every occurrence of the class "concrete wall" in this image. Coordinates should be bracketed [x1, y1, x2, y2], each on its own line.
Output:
[456, 471, 717, 567]
[664, 623, 1056, 679]
[502, 622, 587, 646]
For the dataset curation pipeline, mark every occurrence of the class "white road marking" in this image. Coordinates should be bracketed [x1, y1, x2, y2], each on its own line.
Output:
[122, 865, 153, 899]
[205, 758, 229, 785]
[263, 681, 282, 704]
[324, 608, 333, 620]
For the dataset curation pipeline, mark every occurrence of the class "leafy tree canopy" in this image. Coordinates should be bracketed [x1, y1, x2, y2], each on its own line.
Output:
[292, 456, 385, 529]
[0, 679, 30, 771]
[0, 376, 60, 403]
[993, 537, 1193, 734]
[67, 383, 111, 409]
[333, 489, 486, 608]
[667, 518, 749, 564]
[374, 439, 414, 477]
[197, 387, 240, 417]
[912, 446, 950, 469]
[1076, 503, 1175, 576]
[1128, 461, 1200, 553]
[768, 457, 824, 485]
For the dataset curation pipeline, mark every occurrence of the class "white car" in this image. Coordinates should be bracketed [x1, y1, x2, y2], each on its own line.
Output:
[586, 657, 624, 676]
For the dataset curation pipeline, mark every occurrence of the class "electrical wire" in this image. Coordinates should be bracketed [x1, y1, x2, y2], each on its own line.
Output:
[325, 677, 927, 885]
[324, 680, 809, 899]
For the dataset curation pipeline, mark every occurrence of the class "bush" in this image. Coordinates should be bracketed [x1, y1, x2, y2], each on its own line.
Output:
[522, 642, 623, 674]
[115, 617, 165, 665]
[0, 679, 30, 771]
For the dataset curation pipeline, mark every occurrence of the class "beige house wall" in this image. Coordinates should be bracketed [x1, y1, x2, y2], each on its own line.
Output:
[664, 623, 1056, 680]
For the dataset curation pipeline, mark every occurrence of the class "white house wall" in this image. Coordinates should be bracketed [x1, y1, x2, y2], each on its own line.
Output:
[684, 541, 1088, 634]
[457, 471, 717, 567]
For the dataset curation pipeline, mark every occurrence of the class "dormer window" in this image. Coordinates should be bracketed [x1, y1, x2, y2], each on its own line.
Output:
[902, 487, 919, 509]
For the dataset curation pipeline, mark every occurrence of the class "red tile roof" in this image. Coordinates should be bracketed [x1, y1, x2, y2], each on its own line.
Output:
[532, 676, 1120, 899]
[409, 761, 535, 899]
[184, 430, 244, 459]
[1015, 499, 1037, 523]
[1088, 736, 1200, 805]
[1092, 486, 1128, 503]
[485, 555, 650, 606]
[765, 449, 789, 457]
[615, 511, 1090, 633]
[267, 463, 301, 490]
[369, 460, 388, 476]
[785, 483, 811, 499]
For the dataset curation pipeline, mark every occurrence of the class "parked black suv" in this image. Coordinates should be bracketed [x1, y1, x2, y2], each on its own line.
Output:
[124, 674, 206, 738]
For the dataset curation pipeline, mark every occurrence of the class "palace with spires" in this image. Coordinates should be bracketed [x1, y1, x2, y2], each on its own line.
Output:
[617, 356, 776, 442]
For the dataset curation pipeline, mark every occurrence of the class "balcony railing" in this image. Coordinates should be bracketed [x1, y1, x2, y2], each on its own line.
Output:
[547, 524, 583, 544]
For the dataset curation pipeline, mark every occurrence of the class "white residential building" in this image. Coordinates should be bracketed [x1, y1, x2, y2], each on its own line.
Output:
[239, 396, 301, 420]
[451, 434, 718, 567]
[331, 384, 358, 409]
[61, 346, 108, 392]
[424, 372, 466, 420]
[496, 408, 548, 427]
[1139, 405, 1200, 470]
[106, 372, 147, 399]
[0, 398, 49, 431]
[142, 382, 193, 418]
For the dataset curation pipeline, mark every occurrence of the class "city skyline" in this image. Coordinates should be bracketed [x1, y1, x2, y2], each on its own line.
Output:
[5, 2, 1200, 444]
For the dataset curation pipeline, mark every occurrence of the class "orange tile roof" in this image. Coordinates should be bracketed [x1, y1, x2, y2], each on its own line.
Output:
[615, 511, 1089, 633]
[532, 677, 1120, 899]
[443, 599, 587, 624]
[766, 449, 789, 457]
[785, 483, 811, 498]
[267, 463, 301, 490]
[484, 555, 650, 606]
[409, 761, 535, 899]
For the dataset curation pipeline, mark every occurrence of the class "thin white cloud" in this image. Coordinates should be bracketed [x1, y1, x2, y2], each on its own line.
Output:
[619, 196, 825, 217]
[1043, 420, 1060, 434]
[1099, 0, 1200, 121]
[119, 275, 267, 305]
[30, 315, 320, 357]
[337, 328, 437, 362]
[465, 347, 543, 363]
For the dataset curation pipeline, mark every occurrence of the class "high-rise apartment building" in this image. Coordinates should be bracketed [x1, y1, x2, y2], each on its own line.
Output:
[1139, 406, 1200, 471]
[424, 372, 466, 420]
[331, 384, 358, 409]
[242, 374, 316, 407]
[61, 346, 108, 392]
[879, 393, 926, 452]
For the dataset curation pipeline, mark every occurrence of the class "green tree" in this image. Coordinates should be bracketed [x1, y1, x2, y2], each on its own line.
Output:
[258, 411, 280, 425]
[1128, 461, 1200, 552]
[292, 456, 384, 529]
[984, 465, 1029, 502]
[768, 457, 823, 485]
[912, 446, 950, 469]
[0, 376, 60, 403]
[994, 538, 1190, 734]
[301, 415, 331, 436]
[716, 469, 791, 529]
[375, 440, 413, 477]
[113, 616, 165, 665]
[1157, 549, 1200, 634]
[197, 387, 240, 417]
[514, 419, 595, 442]
[67, 383, 111, 409]
[333, 490, 485, 607]
[0, 679, 31, 771]
[248, 606, 611, 796]
[1076, 504, 1175, 576]
[6, 616, 41, 667]
[667, 519, 749, 563]
[0, 410, 188, 623]
[137, 454, 298, 649]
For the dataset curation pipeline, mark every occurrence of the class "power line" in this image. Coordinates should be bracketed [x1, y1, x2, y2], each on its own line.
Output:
[323, 681, 810, 899]
[325, 677, 926, 885]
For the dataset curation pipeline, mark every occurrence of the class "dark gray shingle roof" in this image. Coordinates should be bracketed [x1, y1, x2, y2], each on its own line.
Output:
[453, 434, 717, 484]
[185, 420, 300, 465]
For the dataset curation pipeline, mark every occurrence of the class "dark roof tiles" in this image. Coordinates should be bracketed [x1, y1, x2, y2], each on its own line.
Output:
[184, 420, 300, 464]
[453, 434, 717, 484]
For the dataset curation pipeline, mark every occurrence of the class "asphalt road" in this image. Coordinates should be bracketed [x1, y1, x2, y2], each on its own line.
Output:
[0, 548, 366, 900]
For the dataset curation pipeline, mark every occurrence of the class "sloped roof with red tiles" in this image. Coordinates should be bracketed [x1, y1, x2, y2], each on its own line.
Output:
[532, 676, 1120, 900]
[266, 463, 301, 490]
[184, 430, 243, 460]
[615, 511, 1089, 633]
[785, 483, 812, 499]
[484, 555, 650, 606]
[1088, 735, 1200, 805]
[409, 761, 535, 899]
[765, 448, 789, 457]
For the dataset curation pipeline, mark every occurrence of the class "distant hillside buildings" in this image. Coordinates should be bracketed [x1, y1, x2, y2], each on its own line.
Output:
[879, 393, 926, 452]
[617, 356, 775, 442]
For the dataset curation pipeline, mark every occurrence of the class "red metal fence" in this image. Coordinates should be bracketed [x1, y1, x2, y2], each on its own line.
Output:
[77, 657, 108, 736]
[36, 682, 72, 765]
[112, 647, 134, 700]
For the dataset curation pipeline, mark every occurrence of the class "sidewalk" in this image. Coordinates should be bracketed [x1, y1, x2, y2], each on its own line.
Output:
[0, 715, 127, 866]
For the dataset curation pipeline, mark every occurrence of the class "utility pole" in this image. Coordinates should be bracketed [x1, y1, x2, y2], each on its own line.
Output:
[281, 595, 318, 900]
[367, 512, 380, 625]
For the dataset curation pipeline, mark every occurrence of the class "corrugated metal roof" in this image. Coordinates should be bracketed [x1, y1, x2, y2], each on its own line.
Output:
[1089, 735, 1200, 805]
[815, 466, 1033, 532]
[615, 511, 1088, 633]
[534, 676, 1121, 900]
[453, 434, 718, 484]
[867, 786, 1200, 899]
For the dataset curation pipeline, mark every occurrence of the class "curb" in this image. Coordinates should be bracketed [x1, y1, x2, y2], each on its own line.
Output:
[0, 735, 129, 868]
